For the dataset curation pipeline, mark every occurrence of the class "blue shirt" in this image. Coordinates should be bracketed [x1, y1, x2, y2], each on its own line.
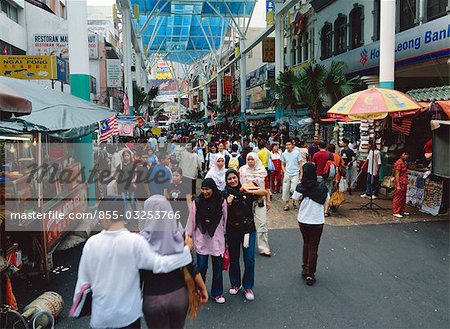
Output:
[281, 149, 302, 176]
[148, 164, 171, 196]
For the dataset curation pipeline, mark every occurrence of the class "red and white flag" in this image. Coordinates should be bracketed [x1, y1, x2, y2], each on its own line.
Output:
[123, 91, 130, 115]
[98, 114, 119, 143]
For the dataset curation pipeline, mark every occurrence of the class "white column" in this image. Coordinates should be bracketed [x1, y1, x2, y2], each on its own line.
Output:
[379, 0, 396, 89]
[239, 38, 246, 117]
[67, 0, 89, 76]
[217, 70, 223, 104]
[188, 91, 193, 112]
[123, 7, 134, 114]
[136, 52, 142, 89]
[202, 74, 208, 118]
[274, 8, 284, 78]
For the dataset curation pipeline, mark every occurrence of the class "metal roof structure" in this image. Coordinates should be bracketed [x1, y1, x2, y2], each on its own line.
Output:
[129, 0, 256, 64]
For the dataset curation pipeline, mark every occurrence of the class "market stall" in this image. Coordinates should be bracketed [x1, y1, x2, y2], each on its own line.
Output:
[0, 76, 114, 294]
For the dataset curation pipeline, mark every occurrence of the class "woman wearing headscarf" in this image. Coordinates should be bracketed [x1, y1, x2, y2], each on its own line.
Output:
[186, 178, 228, 304]
[292, 163, 330, 286]
[239, 152, 272, 257]
[224, 169, 268, 301]
[140, 195, 208, 328]
[205, 154, 227, 191]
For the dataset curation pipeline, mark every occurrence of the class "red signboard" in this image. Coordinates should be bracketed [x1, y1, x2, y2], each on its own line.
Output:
[209, 80, 217, 99]
[223, 75, 233, 95]
[44, 185, 88, 249]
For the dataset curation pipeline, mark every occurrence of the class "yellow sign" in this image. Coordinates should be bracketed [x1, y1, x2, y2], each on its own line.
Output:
[266, 11, 274, 26]
[151, 127, 162, 135]
[235, 47, 240, 57]
[0, 55, 57, 79]
[291, 61, 312, 74]
[133, 4, 140, 19]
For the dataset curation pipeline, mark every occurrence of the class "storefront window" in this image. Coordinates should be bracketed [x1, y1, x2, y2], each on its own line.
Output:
[427, 0, 447, 21]
[320, 22, 332, 60]
[334, 15, 347, 55]
[291, 39, 297, 65]
[399, 0, 417, 32]
[349, 5, 364, 49]
[373, 0, 381, 41]
[303, 32, 309, 61]
[0, 0, 18, 23]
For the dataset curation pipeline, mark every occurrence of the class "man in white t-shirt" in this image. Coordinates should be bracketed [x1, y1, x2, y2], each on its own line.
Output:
[361, 141, 381, 199]
[158, 135, 167, 150]
[281, 141, 303, 211]
[73, 196, 196, 329]
[148, 135, 158, 151]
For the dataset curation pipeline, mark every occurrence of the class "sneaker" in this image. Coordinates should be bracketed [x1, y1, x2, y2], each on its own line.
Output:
[306, 277, 316, 286]
[393, 214, 403, 218]
[292, 204, 298, 209]
[371, 195, 377, 199]
[360, 194, 368, 198]
[214, 295, 226, 304]
[402, 212, 410, 216]
[229, 287, 241, 295]
[244, 289, 255, 301]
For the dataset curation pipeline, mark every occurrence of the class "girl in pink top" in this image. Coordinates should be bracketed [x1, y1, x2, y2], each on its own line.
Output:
[186, 178, 228, 303]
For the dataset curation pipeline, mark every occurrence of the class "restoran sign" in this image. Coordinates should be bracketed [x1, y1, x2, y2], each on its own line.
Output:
[320, 16, 450, 76]
[33, 34, 99, 59]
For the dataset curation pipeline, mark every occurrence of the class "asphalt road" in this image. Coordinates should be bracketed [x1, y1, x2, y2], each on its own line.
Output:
[13, 221, 449, 329]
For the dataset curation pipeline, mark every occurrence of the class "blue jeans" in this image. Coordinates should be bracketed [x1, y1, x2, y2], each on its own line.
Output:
[365, 174, 379, 197]
[227, 231, 256, 290]
[121, 191, 137, 220]
[196, 253, 223, 297]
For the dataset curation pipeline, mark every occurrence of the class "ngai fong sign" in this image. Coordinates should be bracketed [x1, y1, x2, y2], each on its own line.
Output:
[320, 16, 450, 76]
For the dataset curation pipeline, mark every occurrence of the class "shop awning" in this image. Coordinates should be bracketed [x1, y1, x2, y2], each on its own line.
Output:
[406, 85, 450, 102]
[0, 80, 32, 118]
[0, 77, 115, 139]
[245, 113, 275, 120]
[436, 101, 450, 118]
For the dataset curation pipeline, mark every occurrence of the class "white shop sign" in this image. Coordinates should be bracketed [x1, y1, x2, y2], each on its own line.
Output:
[106, 59, 122, 88]
[32, 34, 99, 59]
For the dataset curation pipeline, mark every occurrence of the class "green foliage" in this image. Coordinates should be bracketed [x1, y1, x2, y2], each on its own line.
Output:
[266, 61, 361, 121]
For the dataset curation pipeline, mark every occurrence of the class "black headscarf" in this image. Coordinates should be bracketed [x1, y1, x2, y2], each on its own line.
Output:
[195, 178, 224, 237]
[296, 163, 329, 205]
[224, 169, 242, 196]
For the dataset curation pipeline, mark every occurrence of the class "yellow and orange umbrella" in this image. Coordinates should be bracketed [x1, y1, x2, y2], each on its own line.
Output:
[327, 87, 422, 120]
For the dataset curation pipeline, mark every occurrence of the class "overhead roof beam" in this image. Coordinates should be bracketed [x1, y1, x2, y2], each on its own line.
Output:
[139, 0, 170, 35]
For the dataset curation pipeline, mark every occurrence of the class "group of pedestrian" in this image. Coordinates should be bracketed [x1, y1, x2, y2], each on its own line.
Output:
[76, 127, 411, 328]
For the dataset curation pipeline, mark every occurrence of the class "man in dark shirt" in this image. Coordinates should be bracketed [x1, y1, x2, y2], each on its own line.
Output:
[308, 136, 320, 160]
[340, 138, 357, 194]
[312, 142, 330, 176]
[148, 152, 172, 197]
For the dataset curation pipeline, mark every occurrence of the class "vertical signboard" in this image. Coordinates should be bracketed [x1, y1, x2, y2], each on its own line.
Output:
[266, 0, 275, 26]
[209, 80, 217, 99]
[223, 75, 233, 95]
[262, 37, 275, 62]
[106, 59, 122, 88]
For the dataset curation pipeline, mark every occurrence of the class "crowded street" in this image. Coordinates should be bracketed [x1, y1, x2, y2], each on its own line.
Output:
[1, 0, 449, 328]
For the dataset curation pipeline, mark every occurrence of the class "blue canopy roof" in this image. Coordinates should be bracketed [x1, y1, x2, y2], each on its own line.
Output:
[131, 0, 256, 64]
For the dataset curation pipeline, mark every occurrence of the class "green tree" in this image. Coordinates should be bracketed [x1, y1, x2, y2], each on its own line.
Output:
[266, 70, 297, 111]
[133, 86, 159, 117]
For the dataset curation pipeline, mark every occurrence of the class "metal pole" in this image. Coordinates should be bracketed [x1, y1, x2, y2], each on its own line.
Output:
[379, 0, 396, 89]
[123, 7, 134, 115]
[274, 7, 284, 79]
[239, 38, 246, 119]
[217, 70, 223, 104]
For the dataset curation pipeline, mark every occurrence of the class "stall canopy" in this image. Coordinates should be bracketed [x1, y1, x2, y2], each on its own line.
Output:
[0, 77, 115, 139]
[133, 0, 256, 64]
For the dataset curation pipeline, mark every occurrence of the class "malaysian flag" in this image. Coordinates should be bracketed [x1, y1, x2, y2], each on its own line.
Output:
[123, 91, 130, 115]
[392, 117, 413, 136]
[360, 49, 368, 65]
[98, 115, 119, 142]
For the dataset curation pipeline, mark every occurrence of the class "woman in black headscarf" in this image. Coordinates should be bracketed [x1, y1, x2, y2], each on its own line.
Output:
[186, 178, 228, 304]
[292, 162, 330, 286]
[223, 169, 268, 301]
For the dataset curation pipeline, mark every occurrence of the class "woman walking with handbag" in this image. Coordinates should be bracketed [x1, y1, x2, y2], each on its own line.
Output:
[292, 163, 330, 286]
[186, 178, 228, 304]
[140, 195, 208, 328]
[223, 169, 268, 301]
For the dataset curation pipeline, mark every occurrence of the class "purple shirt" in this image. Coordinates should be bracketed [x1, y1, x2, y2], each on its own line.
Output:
[186, 200, 227, 256]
